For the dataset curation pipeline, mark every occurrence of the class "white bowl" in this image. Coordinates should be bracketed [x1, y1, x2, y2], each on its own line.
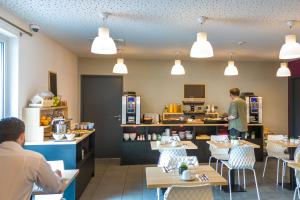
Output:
[130, 133, 136, 141]
[65, 133, 75, 140]
[124, 133, 130, 141]
[186, 134, 193, 140]
[53, 133, 64, 140]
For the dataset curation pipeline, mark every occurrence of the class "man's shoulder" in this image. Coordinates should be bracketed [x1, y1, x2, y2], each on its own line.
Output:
[22, 148, 45, 160]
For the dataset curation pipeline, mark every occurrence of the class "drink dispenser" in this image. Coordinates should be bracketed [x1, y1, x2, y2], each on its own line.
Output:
[122, 94, 141, 124]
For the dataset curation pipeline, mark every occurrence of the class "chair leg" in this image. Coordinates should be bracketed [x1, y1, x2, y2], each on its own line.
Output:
[293, 186, 299, 200]
[262, 156, 269, 177]
[220, 162, 224, 190]
[282, 161, 286, 189]
[157, 188, 160, 200]
[208, 156, 212, 166]
[228, 169, 232, 200]
[243, 169, 246, 189]
[216, 159, 219, 172]
[277, 159, 280, 185]
[252, 169, 261, 200]
[237, 170, 241, 185]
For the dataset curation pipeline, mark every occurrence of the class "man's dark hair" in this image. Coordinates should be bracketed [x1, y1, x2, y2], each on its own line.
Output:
[0, 117, 25, 143]
[229, 88, 240, 97]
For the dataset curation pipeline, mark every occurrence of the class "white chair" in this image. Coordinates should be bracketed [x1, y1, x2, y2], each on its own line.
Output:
[281, 145, 300, 189]
[158, 148, 187, 167]
[208, 135, 229, 172]
[167, 156, 199, 169]
[164, 185, 213, 200]
[157, 148, 187, 200]
[293, 146, 300, 200]
[262, 135, 289, 186]
[220, 146, 260, 200]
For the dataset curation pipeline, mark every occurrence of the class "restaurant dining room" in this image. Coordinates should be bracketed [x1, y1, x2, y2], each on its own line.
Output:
[1, 0, 300, 200]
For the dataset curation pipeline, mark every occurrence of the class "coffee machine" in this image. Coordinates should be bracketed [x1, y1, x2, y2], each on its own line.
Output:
[122, 94, 141, 124]
[245, 96, 263, 124]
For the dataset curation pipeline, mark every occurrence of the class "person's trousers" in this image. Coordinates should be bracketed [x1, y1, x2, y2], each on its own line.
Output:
[229, 128, 246, 139]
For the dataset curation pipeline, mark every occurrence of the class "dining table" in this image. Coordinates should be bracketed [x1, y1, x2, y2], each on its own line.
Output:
[150, 140, 198, 150]
[206, 139, 260, 193]
[146, 165, 227, 200]
[268, 140, 300, 190]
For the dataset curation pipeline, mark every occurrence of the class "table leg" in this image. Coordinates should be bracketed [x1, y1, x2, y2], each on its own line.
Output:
[222, 169, 246, 192]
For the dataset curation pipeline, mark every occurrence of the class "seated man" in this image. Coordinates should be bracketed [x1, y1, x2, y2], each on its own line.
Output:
[0, 117, 63, 200]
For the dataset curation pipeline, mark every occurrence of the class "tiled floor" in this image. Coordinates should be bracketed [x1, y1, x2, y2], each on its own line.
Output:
[79, 158, 295, 200]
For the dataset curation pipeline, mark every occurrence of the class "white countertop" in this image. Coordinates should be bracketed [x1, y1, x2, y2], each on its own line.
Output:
[25, 130, 95, 146]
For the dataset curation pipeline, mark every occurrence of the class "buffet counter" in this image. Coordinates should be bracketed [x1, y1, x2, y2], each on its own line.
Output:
[25, 130, 95, 145]
[121, 124, 263, 165]
[25, 130, 95, 200]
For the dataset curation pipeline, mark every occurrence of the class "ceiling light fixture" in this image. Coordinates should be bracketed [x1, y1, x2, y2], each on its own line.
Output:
[171, 52, 185, 75]
[224, 53, 238, 76]
[279, 20, 300, 59]
[276, 62, 291, 77]
[113, 58, 128, 74]
[113, 44, 128, 74]
[91, 12, 117, 54]
[190, 16, 214, 58]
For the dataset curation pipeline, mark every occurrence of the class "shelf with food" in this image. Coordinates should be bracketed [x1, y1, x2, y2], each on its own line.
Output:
[40, 106, 68, 111]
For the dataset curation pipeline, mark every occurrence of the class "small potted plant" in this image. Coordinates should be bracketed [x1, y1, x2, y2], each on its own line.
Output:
[178, 162, 188, 175]
[290, 136, 296, 143]
[230, 135, 239, 145]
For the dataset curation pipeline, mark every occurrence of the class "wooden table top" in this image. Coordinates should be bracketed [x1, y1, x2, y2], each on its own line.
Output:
[288, 162, 300, 171]
[268, 140, 300, 148]
[206, 140, 260, 149]
[150, 141, 198, 150]
[145, 165, 227, 188]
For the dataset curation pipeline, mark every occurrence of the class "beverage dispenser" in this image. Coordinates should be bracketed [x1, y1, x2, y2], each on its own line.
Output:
[245, 96, 263, 124]
[122, 94, 141, 124]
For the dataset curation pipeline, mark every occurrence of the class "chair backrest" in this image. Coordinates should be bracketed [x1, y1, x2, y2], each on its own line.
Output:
[294, 146, 300, 184]
[168, 156, 199, 168]
[209, 135, 229, 155]
[161, 136, 181, 143]
[158, 148, 187, 167]
[164, 185, 213, 200]
[266, 134, 287, 154]
[211, 135, 229, 142]
[228, 145, 255, 169]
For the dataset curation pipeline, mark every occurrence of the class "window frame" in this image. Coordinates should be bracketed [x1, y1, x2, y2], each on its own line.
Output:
[0, 34, 8, 119]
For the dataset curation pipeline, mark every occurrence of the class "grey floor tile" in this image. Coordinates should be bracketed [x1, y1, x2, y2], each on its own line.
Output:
[80, 158, 296, 200]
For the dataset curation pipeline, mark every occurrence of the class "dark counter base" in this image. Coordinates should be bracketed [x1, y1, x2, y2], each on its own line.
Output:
[121, 125, 263, 165]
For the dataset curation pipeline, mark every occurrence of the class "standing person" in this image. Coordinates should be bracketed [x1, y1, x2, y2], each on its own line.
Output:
[0, 117, 63, 200]
[227, 88, 248, 139]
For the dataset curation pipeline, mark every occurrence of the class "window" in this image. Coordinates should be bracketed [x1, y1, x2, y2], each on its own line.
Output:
[0, 38, 5, 119]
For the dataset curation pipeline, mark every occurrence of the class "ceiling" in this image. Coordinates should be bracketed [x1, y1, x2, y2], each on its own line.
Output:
[1, 0, 300, 61]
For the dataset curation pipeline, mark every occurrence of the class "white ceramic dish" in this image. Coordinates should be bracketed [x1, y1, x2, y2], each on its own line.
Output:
[130, 133, 137, 141]
[65, 133, 75, 140]
[124, 133, 130, 141]
[53, 133, 64, 140]
[180, 175, 196, 181]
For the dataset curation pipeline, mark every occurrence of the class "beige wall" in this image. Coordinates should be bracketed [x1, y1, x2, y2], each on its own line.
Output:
[79, 58, 288, 133]
[0, 8, 79, 121]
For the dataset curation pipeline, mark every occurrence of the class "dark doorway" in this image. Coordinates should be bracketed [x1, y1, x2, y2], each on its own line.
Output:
[81, 75, 123, 158]
[291, 77, 300, 138]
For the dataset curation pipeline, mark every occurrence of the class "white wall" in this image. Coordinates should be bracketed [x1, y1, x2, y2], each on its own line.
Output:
[0, 8, 79, 121]
[79, 58, 288, 133]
